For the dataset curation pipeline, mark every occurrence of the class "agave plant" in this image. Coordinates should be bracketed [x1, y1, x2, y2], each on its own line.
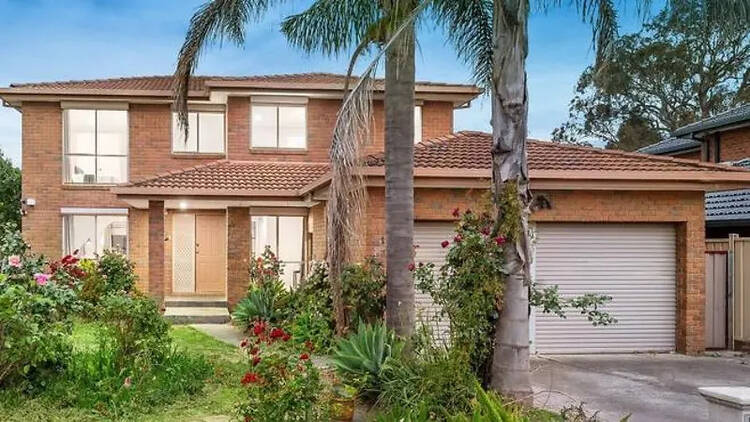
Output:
[232, 287, 278, 328]
[331, 322, 404, 398]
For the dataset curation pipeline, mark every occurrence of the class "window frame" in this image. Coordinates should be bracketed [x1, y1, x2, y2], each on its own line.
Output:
[414, 105, 423, 144]
[63, 108, 129, 185]
[250, 215, 306, 287]
[250, 102, 308, 151]
[171, 111, 227, 155]
[61, 209, 129, 258]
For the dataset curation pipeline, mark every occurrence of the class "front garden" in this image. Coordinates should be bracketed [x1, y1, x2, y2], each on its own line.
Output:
[0, 207, 609, 421]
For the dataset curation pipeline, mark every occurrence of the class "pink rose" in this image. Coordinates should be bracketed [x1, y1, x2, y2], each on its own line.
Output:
[34, 273, 51, 286]
[407, 262, 416, 272]
[7, 255, 21, 268]
[494, 235, 506, 246]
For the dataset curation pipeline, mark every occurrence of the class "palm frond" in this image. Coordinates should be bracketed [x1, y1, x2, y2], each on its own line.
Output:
[431, 0, 494, 90]
[173, 0, 284, 135]
[281, 0, 383, 57]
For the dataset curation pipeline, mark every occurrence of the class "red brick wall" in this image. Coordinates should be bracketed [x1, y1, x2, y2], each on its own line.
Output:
[361, 187, 706, 354]
[718, 127, 750, 162]
[227, 207, 250, 309]
[310, 203, 327, 261]
[672, 150, 701, 161]
[129, 207, 149, 292]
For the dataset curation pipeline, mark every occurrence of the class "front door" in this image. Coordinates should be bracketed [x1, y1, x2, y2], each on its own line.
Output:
[172, 212, 226, 295]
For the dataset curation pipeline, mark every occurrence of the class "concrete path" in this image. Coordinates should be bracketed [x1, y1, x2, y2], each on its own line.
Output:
[531, 353, 750, 422]
[191, 323, 245, 347]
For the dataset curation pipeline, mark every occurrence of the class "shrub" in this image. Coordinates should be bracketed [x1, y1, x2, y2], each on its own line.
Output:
[233, 249, 291, 328]
[341, 256, 386, 325]
[236, 322, 330, 421]
[331, 322, 403, 399]
[288, 309, 335, 353]
[378, 346, 477, 416]
[447, 381, 530, 422]
[97, 293, 171, 367]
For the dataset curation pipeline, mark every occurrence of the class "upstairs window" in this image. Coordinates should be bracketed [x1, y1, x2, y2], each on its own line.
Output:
[172, 111, 225, 154]
[64, 109, 128, 184]
[414, 106, 423, 144]
[251, 104, 307, 149]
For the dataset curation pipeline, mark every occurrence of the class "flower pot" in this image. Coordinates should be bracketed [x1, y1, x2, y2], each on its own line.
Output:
[331, 398, 355, 421]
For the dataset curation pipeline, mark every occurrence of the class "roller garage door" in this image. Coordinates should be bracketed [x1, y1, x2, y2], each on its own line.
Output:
[414, 222, 677, 354]
[534, 223, 677, 354]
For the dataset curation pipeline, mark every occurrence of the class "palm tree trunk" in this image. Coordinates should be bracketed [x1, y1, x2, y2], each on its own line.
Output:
[488, 0, 533, 403]
[384, 20, 416, 338]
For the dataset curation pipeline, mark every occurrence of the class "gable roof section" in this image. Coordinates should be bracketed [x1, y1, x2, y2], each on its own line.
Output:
[1, 73, 480, 98]
[637, 137, 701, 155]
[366, 131, 748, 173]
[673, 104, 750, 137]
[112, 160, 329, 197]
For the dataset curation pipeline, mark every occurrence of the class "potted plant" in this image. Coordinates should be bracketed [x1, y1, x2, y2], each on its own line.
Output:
[330, 383, 357, 421]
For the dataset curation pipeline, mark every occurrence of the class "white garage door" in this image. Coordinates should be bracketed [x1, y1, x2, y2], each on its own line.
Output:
[534, 223, 676, 354]
[413, 222, 457, 340]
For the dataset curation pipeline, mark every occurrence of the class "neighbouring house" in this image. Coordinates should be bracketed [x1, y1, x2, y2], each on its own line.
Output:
[639, 104, 750, 238]
[3, 75, 750, 355]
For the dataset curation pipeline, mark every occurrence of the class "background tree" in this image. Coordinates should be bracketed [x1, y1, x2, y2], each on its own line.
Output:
[0, 150, 21, 228]
[553, 1, 750, 150]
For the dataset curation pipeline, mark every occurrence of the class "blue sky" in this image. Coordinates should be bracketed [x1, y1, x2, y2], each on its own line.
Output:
[0, 0, 653, 166]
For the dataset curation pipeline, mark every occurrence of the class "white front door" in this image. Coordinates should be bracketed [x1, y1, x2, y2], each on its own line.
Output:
[172, 213, 196, 293]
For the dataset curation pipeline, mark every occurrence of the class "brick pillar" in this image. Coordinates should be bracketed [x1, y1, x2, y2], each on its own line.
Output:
[677, 219, 706, 354]
[227, 207, 250, 309]
[148, 200, 165, 304]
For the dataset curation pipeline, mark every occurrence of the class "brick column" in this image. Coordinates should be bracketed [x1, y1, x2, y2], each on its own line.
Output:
[148, 200, 165, 304]
[677, 219, 706, 354]
[227, 207, 250, 309]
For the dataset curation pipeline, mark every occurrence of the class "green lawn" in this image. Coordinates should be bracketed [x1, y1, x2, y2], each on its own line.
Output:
[0, 325, 246, 422]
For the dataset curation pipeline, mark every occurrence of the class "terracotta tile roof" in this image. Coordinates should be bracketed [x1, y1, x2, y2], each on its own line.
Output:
[4, 73, 479, 96]
[118, 160, 329, 195]
[366, 131, 748, 173]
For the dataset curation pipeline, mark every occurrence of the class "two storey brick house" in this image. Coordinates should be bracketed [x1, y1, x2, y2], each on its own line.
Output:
[4, 74, 750, 354]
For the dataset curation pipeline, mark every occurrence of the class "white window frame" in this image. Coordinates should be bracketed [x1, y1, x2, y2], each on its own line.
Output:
[250, 100, 308, 150]
[414, 105, 423, 144]
[250, 215, 306, 287]
[62, 108, 129, 184]
[171, 111, 226, 154]
[61, 208, 129, 257]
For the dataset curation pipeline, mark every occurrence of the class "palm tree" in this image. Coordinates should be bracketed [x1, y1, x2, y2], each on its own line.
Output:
[174, 0, 423, 337]
[282, 0, 421, 337]
[434, 0, 750, 401]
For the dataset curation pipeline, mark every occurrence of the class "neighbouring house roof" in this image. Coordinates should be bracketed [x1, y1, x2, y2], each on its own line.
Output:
[673, 104, 750, 137]
[112, 160, 329, 197]
[636, 137, 701, 155]
[706, 189, 750, 224]
[0, 73, 480, 99]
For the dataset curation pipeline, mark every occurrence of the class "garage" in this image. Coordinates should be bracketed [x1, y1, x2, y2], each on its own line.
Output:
[534, 223, 677, 354]
[414, 221, 677, 354]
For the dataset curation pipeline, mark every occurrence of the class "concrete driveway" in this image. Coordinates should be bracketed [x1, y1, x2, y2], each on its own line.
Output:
[531, 353, 750, 422]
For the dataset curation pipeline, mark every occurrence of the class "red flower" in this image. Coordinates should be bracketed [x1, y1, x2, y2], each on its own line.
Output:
[304, 340, 315, 352]
[241, 372, 259, 385]
[252, 321, 265, 336]
[240, 338, 249, 348]
[270, 328, 285, 339]
[250, 346, 259, 355]
[454, 234, 463, 243]
[494, 235, 506, 246]
[300, 353, 310, 361]
[441, 240, 450, 248]
[282, 333, 291, 342]
[451, 207, 460, 218]
[465, 209, 472, 215]
[252, 356, 261, 366]
[480, 226, 491, 236]
[407, 262, 416, 272]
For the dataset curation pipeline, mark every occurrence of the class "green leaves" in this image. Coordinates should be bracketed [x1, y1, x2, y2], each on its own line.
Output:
[331, 322, 403, 397]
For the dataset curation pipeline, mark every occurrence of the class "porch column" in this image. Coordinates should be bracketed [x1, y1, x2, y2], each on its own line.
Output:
[227, 207, 250, 309]
[148, 200, 165, 304]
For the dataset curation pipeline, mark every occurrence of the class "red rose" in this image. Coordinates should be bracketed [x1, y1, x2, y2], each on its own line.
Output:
[481, 226, 490, 235]
[241, 372, 259, 385]
[282, 333, 291, 342]
[454, 234, 462, 243]
[252, 356, 261, 366]
[304, 340, 315, 352]
[270, 328, 285, 339]
[253, 321, 265, 336]
[240, 338, 249, 348]
[494, 235, 506, 246]
[441, 240, 450, 248]
[451, 207, 460, 217]
[300, 353, 310, 361]
[250, 346, 259, 355]
[407, 262, 415, 271]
